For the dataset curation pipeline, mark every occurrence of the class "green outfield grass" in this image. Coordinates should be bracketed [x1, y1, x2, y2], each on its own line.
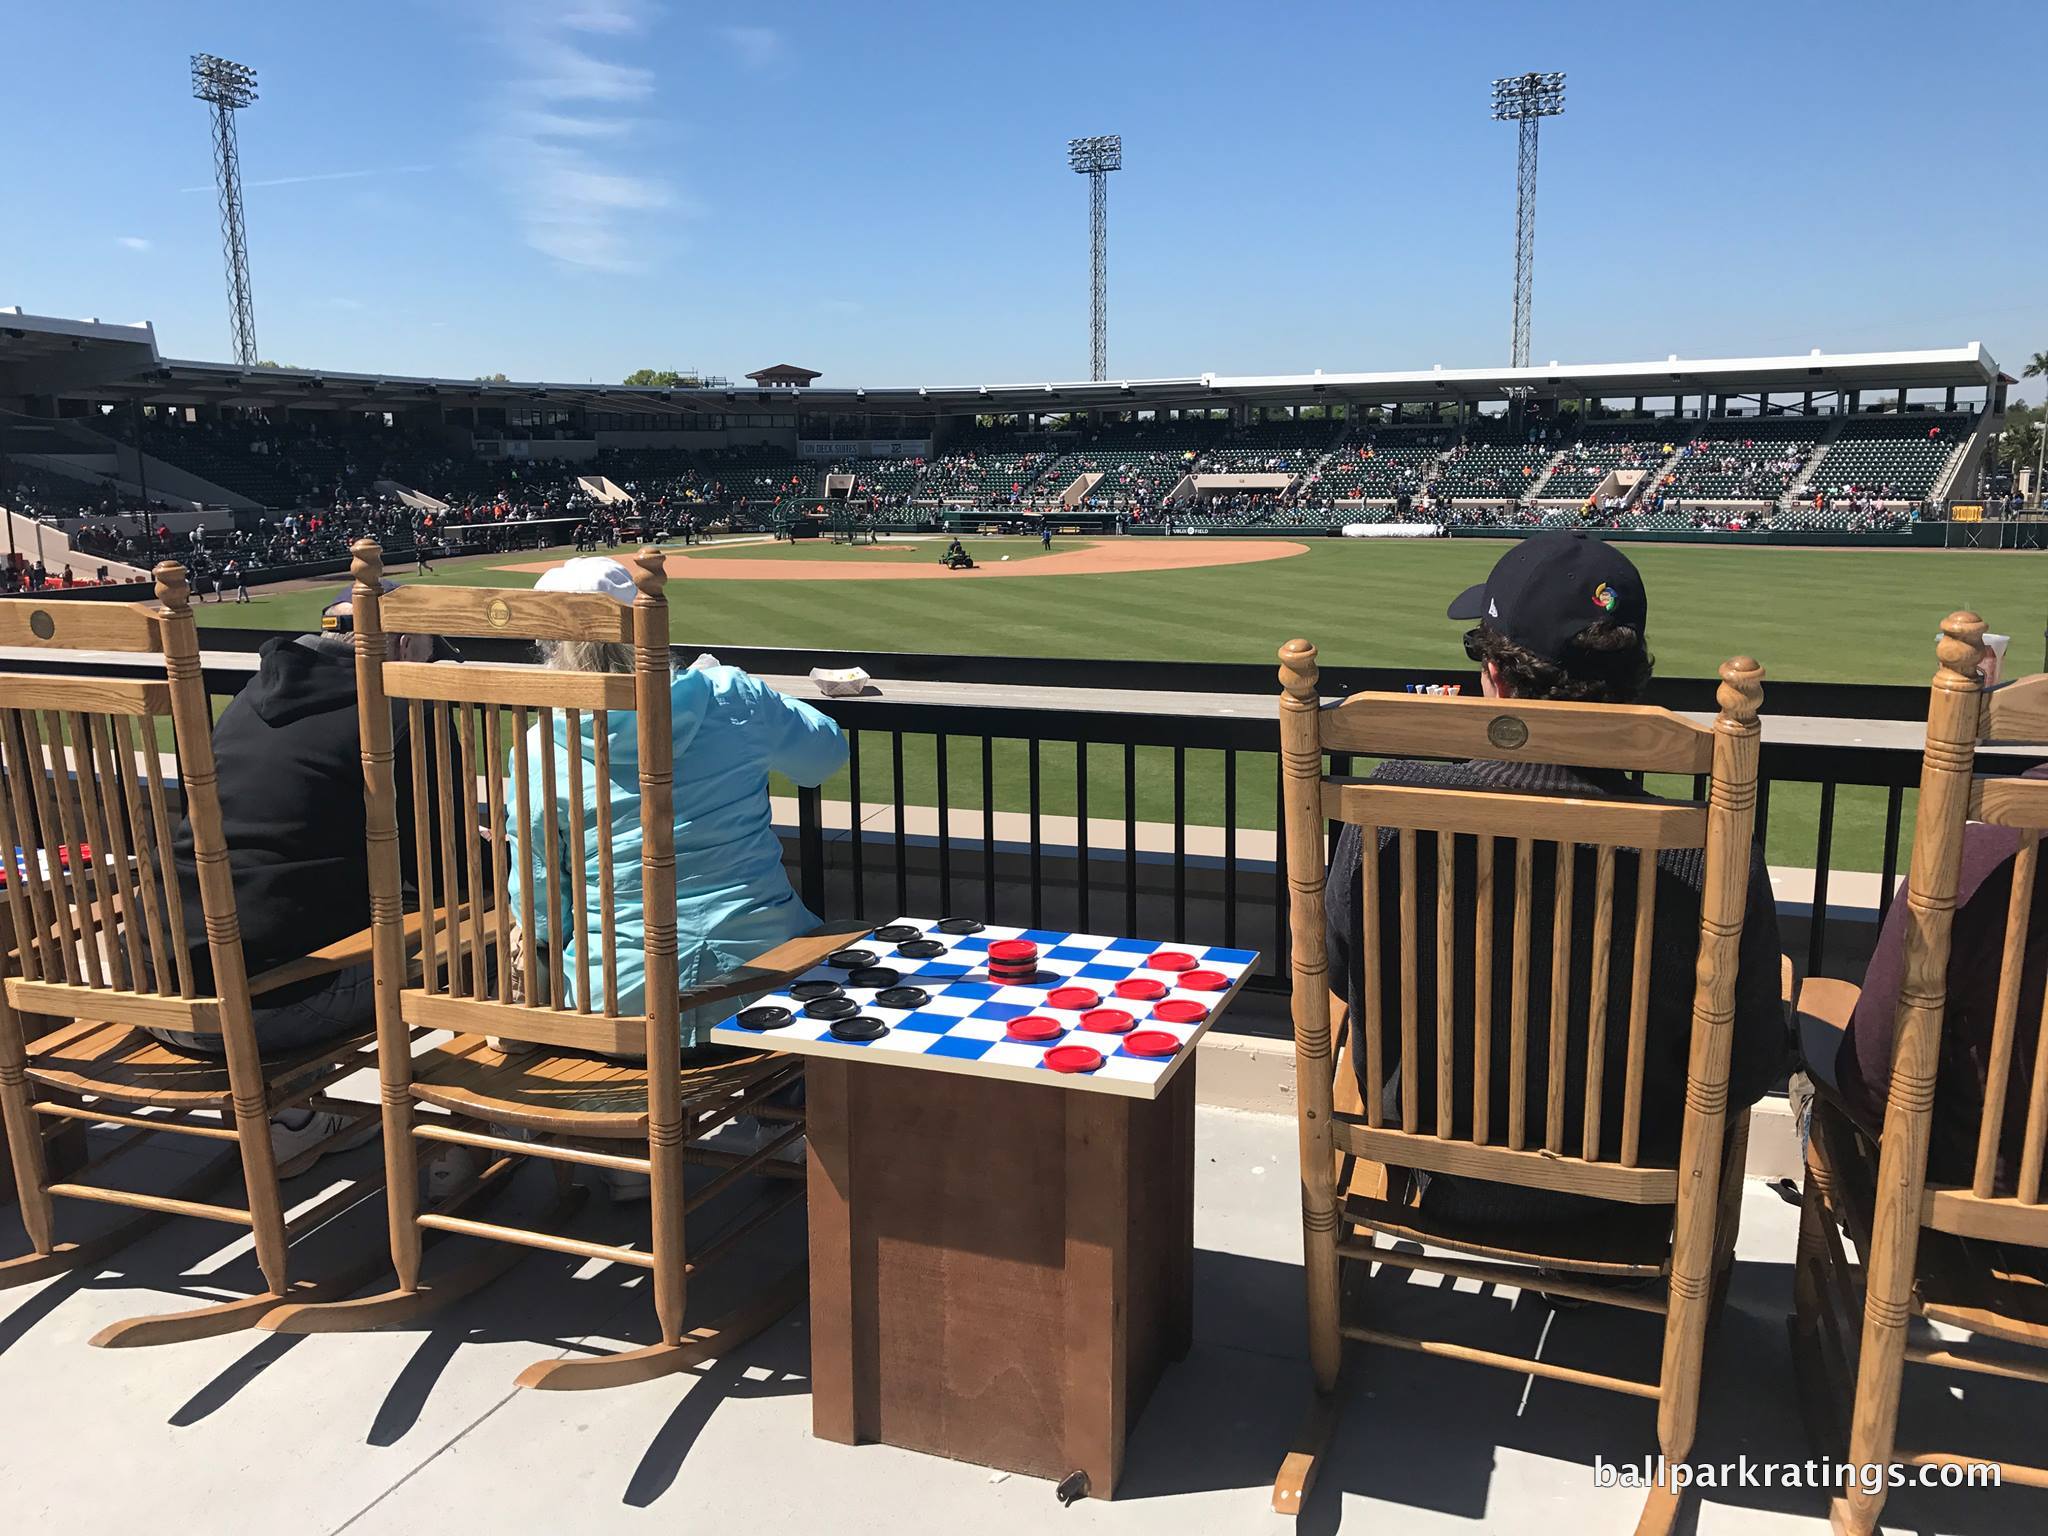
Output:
[193, 538, 2043, 873]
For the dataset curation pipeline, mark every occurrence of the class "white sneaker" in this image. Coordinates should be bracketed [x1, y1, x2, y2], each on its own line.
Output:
[270, 1107, 378, 1177]
[749, 1119, 807, 1165]
[419, 1143, 489, 1205]
[600, 1166, 652, 1203]
[702, 1115, 805, 1165]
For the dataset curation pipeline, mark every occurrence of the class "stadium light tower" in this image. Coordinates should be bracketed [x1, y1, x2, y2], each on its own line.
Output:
[1068, 135, 1121, 381]
[1491, 71, 1565, 370]
[192, 53, 260, 367]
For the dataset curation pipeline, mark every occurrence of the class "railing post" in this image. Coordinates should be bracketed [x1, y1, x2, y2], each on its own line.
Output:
[798, 784, 826, 916]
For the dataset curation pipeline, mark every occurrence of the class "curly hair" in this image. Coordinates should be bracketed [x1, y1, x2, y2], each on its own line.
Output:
[1469, 620, 1653, 704]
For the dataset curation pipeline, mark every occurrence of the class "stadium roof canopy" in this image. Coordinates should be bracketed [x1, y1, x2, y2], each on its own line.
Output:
[0, 309, 160, 398]
[0, 309, 2003, 417]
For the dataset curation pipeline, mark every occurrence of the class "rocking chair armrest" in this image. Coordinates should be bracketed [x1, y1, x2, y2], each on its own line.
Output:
[247, 901, 496, 998]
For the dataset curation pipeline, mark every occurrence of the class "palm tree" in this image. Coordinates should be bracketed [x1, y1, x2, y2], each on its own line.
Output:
[2002, 414, 2040, 471]
[2027, 353, 2048, 505]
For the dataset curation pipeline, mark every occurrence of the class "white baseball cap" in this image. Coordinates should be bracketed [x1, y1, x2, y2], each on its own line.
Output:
[534, 556, 636, 606]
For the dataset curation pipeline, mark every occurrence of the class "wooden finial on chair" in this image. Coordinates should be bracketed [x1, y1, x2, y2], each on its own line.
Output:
[348, 540, 387, 651]
[1279, 637, 1320, 701]
[1936, 610, 1986, 685]
[351, 538, 385, 595]
[1715, 655, 1764, 728]
[632, 546, 669, 600]
[153, 560, 191, 616]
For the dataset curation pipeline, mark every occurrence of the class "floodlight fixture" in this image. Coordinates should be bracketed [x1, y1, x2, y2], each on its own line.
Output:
[1490, 71, 1565, 120]
[1067, 135, 1123, 175]
[191, 53, 258, 108]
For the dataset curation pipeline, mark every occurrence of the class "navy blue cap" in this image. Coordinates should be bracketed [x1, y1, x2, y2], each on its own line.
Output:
[320, 578, 399, 632]
[1447, 530, 1648, 663]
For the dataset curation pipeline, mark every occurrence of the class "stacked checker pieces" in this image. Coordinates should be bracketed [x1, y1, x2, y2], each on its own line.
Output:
[713, 917, 1258, 1093]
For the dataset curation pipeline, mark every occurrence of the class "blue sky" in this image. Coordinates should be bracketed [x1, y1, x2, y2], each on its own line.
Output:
[6, 1, 2044, 396]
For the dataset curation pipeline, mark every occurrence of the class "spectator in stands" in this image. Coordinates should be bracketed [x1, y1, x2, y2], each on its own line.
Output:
[156, 581, 457, 1169]
[1323, 531, 1786, 1224]
[507, 557, 847, 1048]
[1807, 761, 2048, 1192]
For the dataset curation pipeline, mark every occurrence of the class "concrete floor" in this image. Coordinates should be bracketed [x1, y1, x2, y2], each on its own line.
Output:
[2, 1106, 2042, 1536]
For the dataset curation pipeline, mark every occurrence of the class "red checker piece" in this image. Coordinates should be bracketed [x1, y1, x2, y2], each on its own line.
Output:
[1045, 985, 1100, 1011]
[988, 940, 1040, 963]
[1005, 1015, 1063, 1042]
[1146, 950, 1198, 972]
[1123, 1030, 1182, 1058]
[1044, 1044, 1104, 1074]
[1179, 969, 1229, 992]
[1152, 998, 1210, 1025]
[1080, 1008, 1136, 1034]
[1113, 977, 1167, 1001]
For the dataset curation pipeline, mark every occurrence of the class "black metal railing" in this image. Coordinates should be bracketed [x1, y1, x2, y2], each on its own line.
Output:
[777, 701, 1947, 1002]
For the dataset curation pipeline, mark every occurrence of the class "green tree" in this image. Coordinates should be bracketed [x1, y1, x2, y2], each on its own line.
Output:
[623, 368, 705, 387]
[2025, 352, 2048, 503]
[1999, 408, 2039, 473]
[474, 372, 510, 382]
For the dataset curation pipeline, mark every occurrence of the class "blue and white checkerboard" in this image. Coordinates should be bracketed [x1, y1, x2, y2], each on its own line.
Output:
[708, 918, 1259, 1099]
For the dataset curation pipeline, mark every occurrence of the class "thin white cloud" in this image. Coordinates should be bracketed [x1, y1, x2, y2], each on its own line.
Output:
[561, 0, 651, 33]
[718, 25, 781, 70]
[179, 165, 433, 193]
[115, 235, 152, 252]
[482, 1, 672, 272]
[504, 110, 634, 140]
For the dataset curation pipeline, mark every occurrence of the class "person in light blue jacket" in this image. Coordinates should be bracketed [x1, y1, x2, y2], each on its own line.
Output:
[507, 557, 846, 1048]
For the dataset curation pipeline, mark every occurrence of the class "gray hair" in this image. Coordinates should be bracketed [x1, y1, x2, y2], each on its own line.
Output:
[536, 639, 635, 674]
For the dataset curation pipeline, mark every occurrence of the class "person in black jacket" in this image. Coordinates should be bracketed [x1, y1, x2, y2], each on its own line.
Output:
[158, 583, 456, 1166]
[1324, 532, 1786, 1225]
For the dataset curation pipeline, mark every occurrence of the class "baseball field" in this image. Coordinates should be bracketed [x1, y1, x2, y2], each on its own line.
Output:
[192, 535, 2044, 872]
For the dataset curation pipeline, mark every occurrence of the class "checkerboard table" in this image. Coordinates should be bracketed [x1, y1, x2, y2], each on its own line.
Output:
[731, 916, 1260, 1499]
[708, 918, 1259, 1099]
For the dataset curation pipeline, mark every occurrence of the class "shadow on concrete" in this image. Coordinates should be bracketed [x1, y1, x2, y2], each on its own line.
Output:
[1119, 1246, 2047, 1535]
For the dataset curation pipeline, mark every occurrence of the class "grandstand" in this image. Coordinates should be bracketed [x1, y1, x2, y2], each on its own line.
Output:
[1431, 418, 1557, 501]
[1537, 421, 1677, 503]
[1299, 427, 1453, 505]
[1800, 412, 1972, 501]
[1658, 417, 1821, 503]
[921, 436, 1062, 505]
[0, 315, 2016, 556]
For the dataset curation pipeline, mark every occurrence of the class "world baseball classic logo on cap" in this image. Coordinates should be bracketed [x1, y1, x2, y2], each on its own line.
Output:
[1592, 581, 1618, 612]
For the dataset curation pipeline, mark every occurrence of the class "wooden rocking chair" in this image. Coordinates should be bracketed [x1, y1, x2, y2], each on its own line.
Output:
[1271, 638, 1768, 1533]
[0, 565, 390, 1344]
[263, 540, 853, 1389]
[1791, 612, 2048, 1531]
